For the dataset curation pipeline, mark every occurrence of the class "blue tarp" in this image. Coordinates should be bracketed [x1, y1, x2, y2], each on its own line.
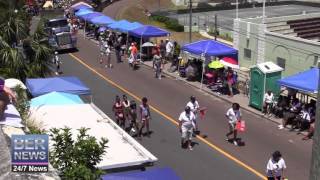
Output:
[108, 20, 131, 30]
[26, 76, 91, 97]
[277, 67, 319, 93]
[117, 22, 144, 33]
[72, 4, 93, 11]
[90, 15, 115, 25]
[30, 92, 84, 107]
[101, 168, 181, 180]
[182, 40, 238, 57]
[129, 25, 170, 38]
[75, 8, 93, 17]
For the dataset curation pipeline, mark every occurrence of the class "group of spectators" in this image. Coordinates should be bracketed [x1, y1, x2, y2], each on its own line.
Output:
[262, 89, 316, 140]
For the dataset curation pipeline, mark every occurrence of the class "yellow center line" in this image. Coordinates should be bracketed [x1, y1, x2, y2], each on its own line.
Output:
[68, 53, 267, 180]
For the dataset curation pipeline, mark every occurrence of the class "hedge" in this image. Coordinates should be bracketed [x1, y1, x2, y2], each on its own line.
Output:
[151, 15, 184, 32]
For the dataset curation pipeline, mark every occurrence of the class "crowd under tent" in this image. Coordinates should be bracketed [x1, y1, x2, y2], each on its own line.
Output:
[181, 40, 238, 89]
[26, 76, 91, 97]
[30, 92, 84, 107]
[101, 167, 181, 180]
[30, 104, 158, 169]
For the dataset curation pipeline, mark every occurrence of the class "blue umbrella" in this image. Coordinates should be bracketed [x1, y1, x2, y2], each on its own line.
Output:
[90, 15, 115, 25]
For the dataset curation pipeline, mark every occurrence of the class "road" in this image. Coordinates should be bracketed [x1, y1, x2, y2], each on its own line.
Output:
[59, 36, 312, 180]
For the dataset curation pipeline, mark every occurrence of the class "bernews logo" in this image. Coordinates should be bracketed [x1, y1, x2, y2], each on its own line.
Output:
[11, 134, 49, 172]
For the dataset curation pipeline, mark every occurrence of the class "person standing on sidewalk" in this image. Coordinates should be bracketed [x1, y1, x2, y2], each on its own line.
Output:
[186, 96, 200, 134]
[263, 90, 274, 116]
[138, 97, 151, 138]
[153, 53, 162, 79]
[159, 40, 166, 61]
[53, 51, 61, 75]
[225, 103, 241, 146]
[172, 41, 181, 71]
[105, 43, 112, 68]
[179, 106, 196, 150]
[165, 39, 173, 63]
[114, 40, 122, 63]
[266, 151, 286, 180]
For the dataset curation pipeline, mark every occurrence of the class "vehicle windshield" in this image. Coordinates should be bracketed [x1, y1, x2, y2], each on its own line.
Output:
[47, 19, 68, 28]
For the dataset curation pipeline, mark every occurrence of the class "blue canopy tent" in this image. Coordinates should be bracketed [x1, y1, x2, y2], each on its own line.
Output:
[108, 20, 131, 31]
[26, 76, 91, 97]
[90, 15, 115, 26]
[277, 67, 319, 93]
[116, 22, 143, 32]
[101, 167, 181, 180]
[128, 25, 170, 38]
[79, 12, 104, 21]
[71, 2, 93, 11]
[75, 8, 93, 17]
[30, 92, 84, 107]
[182, 40, 238, 89]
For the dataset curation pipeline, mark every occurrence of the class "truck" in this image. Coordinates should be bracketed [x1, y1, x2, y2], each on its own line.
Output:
[45, 18, 77, 50]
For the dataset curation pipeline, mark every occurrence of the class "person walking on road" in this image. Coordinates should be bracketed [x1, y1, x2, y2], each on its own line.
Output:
[112, 95, 125, 128]
[53, 51, 61, 75]
[225, 103, 242, 146]
[159, 40, 166, 62]
[165, 39, 173, 63]
[179, 106, 196, 150]
[122, 95, 130, 121]
[139, 97, 151, 138]
[128, 100, 138, 136]
[105, 43, 112, 68]
[114, 40, 122, 63]
[99, 37, 106, 64]
[186, 96, 200, 133]
[266, 151, 286, 180]
[153, 53, 162, 79]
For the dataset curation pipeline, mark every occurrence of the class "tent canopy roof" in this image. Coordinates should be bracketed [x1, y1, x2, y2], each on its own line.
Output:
[117, 22, 144, 32]
[89, 15, 115, 25]
[30, 92, 84, 107]
[77, 11, 104, 21]
[129, 25, 170, 38]
[75, 8, 93, 16]
[71, 2, 93, 10]
[26, 76, 91, 97]
[108, 20, 131, 30]
[182, 40, 237, 57]
[101, 167, 181, 180]
[277, 67, 319, 93]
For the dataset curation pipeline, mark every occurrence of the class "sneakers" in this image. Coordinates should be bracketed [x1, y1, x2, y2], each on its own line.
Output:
[278, 125, 284, 130]
[233, 140, 238, 146]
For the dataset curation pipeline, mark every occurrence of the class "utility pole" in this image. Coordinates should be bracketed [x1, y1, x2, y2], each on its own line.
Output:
[262, 0, 266, 24]
[309, 63, 320, 180]
[189, 0, 192, 43]
[214, 14, 217, 41]
[236, 0, 239, 19]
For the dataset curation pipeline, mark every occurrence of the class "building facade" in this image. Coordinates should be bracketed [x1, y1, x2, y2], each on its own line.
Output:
[233, 13, 320, 77]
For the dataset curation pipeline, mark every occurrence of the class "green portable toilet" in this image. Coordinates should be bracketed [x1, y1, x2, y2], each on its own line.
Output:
[249, 62, 283, 110]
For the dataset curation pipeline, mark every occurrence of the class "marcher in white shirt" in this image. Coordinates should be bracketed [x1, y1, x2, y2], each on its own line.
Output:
[263, 90, 274, 116]
[179, 106, 196, 150]
[225, 103, 241, 146]
[266, 151, 286, 180]
[165, 39, 173, 62]
[186, 96, 200, 133]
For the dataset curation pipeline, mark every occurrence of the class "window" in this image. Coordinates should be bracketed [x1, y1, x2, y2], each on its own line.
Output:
[313, 56, 319, 66]
[244, 48, 251, 59]
[277, 57, 286, 69]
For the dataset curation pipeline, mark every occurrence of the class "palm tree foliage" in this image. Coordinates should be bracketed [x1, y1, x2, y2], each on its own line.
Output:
[0, 0, 52, 82]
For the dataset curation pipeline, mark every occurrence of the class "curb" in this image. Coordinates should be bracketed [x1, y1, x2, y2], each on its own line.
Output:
[141, 62, 281, 125]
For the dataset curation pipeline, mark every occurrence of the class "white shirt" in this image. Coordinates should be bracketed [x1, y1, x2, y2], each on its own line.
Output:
[186, 101, 200, 114]
[266, 158, 286, 177]
[301, 110, 311, 121]
[264, 93, 274, 104]
[166, 41, 173, 53]
[226, 108, 241, 124]
[179, 111, 195, 128]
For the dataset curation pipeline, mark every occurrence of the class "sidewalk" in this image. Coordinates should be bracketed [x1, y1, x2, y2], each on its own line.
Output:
[142, 60, 283, 125]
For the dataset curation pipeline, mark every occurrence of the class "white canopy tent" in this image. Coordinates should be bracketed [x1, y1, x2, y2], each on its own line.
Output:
[30, 104, 158, 169]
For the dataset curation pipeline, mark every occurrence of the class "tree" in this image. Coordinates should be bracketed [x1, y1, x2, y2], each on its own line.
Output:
[50, 127, 108, 179]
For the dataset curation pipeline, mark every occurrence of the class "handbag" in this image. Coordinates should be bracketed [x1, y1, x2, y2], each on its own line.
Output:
[236, 120, 245, 132]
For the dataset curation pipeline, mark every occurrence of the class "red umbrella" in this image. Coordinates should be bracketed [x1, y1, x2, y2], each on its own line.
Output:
[220, 57, 239, 69]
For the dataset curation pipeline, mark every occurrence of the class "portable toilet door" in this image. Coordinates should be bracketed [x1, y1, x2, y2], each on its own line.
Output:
[249, 67, 264, 110]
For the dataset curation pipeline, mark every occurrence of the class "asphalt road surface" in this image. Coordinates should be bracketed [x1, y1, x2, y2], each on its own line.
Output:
[58, 36, 312, 180]
[170, 4, 320, 31]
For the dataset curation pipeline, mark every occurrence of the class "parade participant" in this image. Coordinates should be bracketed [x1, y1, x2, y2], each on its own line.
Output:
[225, 103, 242, 146]
[186, 96, 200, 133]
[128, 100, 138, 135]
[53, 51, 61, 75]
[99, 37, 106, 64]
[153, 53, 162, 79]
[122, 95, 130, 120]
[178, 106, 196, 150]
[139, 97, 151, 138]
[105, 43, 112, 68]
[112, 95, 125, 128]
[266, 151, 286, 180]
